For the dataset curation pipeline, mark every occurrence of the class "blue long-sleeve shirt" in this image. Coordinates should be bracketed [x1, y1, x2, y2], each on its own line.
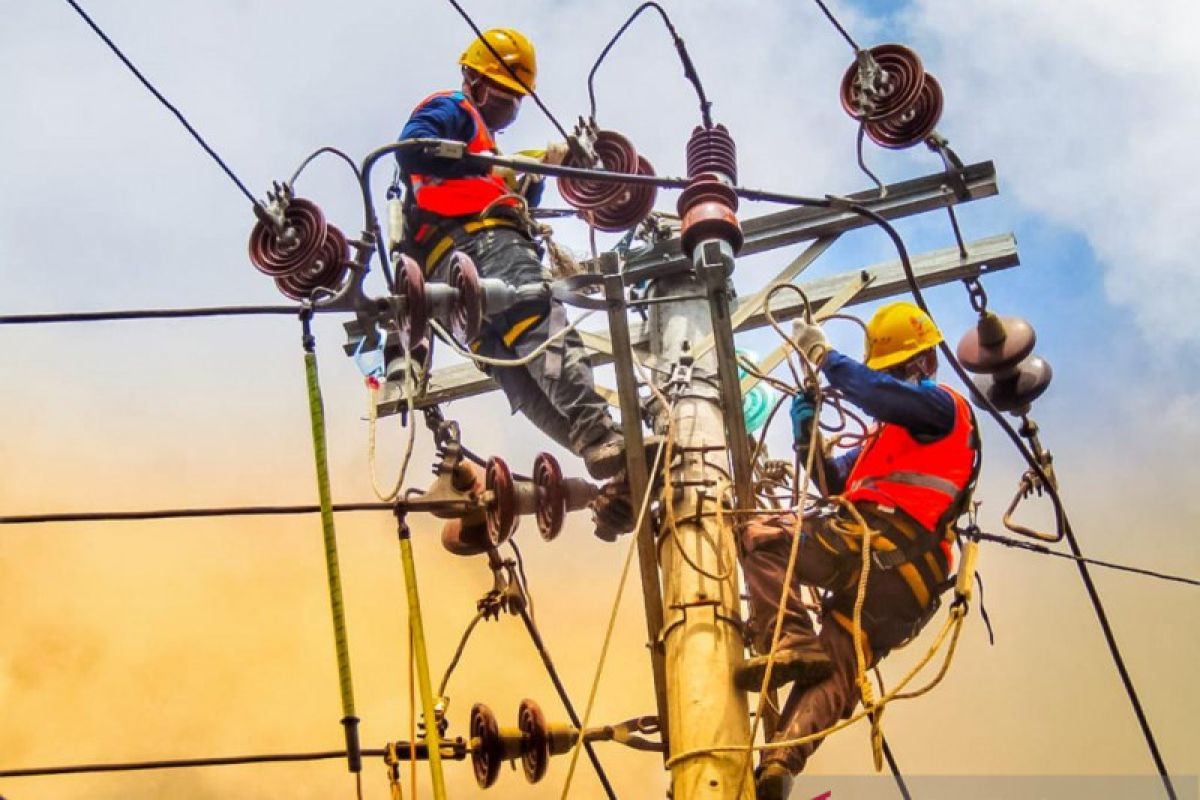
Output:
[397, 91, 544, 205]
[818, 350, 956, 493]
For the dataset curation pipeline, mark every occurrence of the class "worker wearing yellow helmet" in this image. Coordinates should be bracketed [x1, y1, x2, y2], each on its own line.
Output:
[737, 301, 981, 799]
[394, 30, 626, 481]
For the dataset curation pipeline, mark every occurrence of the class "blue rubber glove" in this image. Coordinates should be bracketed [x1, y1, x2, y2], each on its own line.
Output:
[790, 391, 816, 443]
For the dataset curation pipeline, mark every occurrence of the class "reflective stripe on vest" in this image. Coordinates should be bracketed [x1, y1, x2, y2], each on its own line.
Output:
[844, 386, 977, 532]
[409, 90, 512, 218]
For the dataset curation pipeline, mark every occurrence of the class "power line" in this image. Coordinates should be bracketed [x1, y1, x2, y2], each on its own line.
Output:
[61, 0, 260, 208]
[969, 529, 1200, 588]
[0, 745, 466, 779]
[0, 304, 303, 326]
[0, 502, 392, 527]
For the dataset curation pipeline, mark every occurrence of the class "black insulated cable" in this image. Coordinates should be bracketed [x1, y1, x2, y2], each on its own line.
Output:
[61, 0, 261, 209]
[587, 2, 714, 127]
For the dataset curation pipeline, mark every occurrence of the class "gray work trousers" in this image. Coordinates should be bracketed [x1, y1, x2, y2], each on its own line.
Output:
[740, 510, 939, 774]
[429, 227, 614, 455]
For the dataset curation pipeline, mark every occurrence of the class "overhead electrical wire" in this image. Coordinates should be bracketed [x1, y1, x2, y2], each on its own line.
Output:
[587, 2, 714, 127]
[61, 0, 260, 208]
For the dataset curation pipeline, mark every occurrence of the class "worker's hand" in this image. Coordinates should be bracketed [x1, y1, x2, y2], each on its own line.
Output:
[492, 164, 521, 192]
[790, 390, 816, 445]
[543, 141, 570, 166]
[792, 318, 830, 366]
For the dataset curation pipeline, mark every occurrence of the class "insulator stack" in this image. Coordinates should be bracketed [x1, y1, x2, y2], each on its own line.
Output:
[248, 197, 351, 300]
[559, 128, 658, 232]
[479, 452, 597, 547]
[274, 224, 350, 301]
[677, 123, 742, 257]
[470, 700, 578, 789]
[840, 44, 945, 149]
[957, 311, 1053, 414]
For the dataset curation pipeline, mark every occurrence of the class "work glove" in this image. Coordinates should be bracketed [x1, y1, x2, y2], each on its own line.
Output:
[790, 390, 817, 450]
[543, 140, 570, 166]
[792, 318, 830, 366]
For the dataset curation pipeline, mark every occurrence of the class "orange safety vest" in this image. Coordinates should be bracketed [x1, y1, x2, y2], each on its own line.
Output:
[845, 385, 978, 534]
[408, 90, 514, 219]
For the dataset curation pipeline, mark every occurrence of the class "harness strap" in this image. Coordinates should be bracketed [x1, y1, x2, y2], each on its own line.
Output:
[421, 216, 523, 275]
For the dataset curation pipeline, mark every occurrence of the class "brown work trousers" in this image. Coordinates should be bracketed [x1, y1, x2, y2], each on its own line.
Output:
[740, 510, 939, 774]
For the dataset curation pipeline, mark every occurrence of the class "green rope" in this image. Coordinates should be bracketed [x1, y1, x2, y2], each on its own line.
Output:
[302, 334, 361, 772]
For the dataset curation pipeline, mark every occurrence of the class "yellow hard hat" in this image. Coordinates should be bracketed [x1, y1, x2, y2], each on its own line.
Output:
[864, 301, 944, 370]
[459, 28, 537, 95]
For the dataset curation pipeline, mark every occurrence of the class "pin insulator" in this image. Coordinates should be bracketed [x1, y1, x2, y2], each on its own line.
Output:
[864, 73, 944, 149]
[248, 197, 328, 277]
[840, 44, 926, 122]
[677, 124, 742, 256]
[274, 223, 350, 301]
[559, 129, 657, 232]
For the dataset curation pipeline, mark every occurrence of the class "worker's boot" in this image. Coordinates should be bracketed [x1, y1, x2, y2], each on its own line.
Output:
[735, 632, 833, 694]
[581, 429, 626, 480]
[754, 761, 794, 800]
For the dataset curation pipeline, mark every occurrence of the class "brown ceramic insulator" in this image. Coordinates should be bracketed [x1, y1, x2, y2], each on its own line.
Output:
[970, 355, 1053, 414]
[440, 514, 492, 557]
[470, 703, 502, 789]
[518, 699, 550, 784]
[864, 73, 944, 149]
[956, 313, 1037, 376]
[484, 456, 517, 546]
[248, 198, 327, 277]
[559, 129, 640, 211]
[840, 43, 926, 122]
[274, 224, 350, 301]
[447, 251, 484, 342]
[588, 155, 658, 232]
[685, 123, 737, 183]
[532, 452, 565, 542]
[395, 256, 430, 352]
[678, 173, 743, 255]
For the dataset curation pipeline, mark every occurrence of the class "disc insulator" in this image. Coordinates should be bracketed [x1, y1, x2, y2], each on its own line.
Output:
[396, 256, 430, 352]
[447, 251, 484, 342]
[518, 699, 550, 784]
[470, 703, 502, 789]
[274, 224, 350, 301]
[485, 456, 517, 546]
[587, 155, 658, 232]
[840, 44, 926, 122]
[248, 198, 327, 277]
[971, 355, 1054, 414]
[532, 452, 565, 542]
[956, 313, 1037, 376]
[559, 129, 654, 231]
[864, 73, 944, 149]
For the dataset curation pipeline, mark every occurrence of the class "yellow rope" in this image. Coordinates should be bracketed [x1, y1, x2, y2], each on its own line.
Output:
[658, 417, 735, 582]
[666, 602, 967, 768]
[558, 410, 674, 799]
[736, 385, 825, 798]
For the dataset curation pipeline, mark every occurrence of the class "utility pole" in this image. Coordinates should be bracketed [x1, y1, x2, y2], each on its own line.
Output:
[653, 124, 755, 799]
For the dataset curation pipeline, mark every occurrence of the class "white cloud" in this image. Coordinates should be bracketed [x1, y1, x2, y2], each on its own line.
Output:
[906, 0, 1200, 344]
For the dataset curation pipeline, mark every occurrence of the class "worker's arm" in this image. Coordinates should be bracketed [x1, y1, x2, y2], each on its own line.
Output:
[821, 350, 955, 440]
[397, 95, 489, 178]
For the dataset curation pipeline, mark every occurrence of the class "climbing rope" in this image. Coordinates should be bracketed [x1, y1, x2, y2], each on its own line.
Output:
[299, 309, 362, 776]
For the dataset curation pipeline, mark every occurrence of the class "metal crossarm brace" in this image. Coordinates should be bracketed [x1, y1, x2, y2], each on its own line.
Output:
[407, 233, 1019, 410]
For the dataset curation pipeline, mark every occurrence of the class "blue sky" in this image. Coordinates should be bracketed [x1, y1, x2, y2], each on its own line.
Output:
[2, 1, 1197, 796]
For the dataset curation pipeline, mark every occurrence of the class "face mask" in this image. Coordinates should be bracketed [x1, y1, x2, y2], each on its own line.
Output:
[477, 88, 521, 131]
